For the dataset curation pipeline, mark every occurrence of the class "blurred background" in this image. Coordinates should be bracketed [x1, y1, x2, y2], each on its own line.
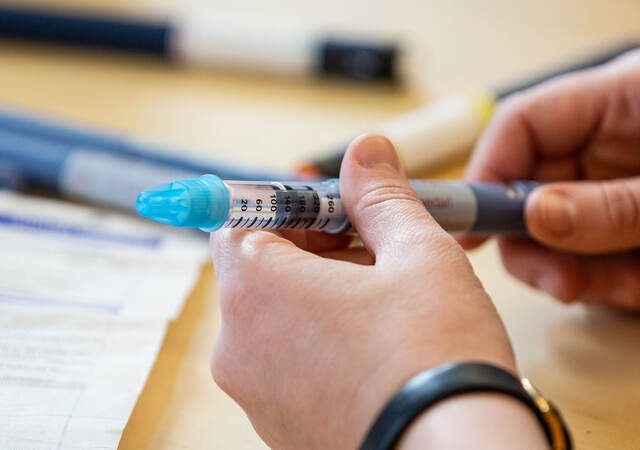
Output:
[5, 0, 640, 175]
[2, 1, 640, 449]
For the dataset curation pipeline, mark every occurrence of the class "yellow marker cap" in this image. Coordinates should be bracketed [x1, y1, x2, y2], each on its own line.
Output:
[469, 91, 497, 126]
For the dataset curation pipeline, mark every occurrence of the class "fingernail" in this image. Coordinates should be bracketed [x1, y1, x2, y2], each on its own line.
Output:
[538, 192, 577, 237]
[351, 134, 400, 172]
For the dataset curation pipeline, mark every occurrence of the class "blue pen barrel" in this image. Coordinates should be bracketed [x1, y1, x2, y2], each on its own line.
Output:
[468, 181, 540, 234]
[0, 128, 201, 210]
[0, 129, 66, 189]
[0, 5, 170, 54]
[0, 157, 25, 190]
[0, 105, 289, 211]
[0, 106, 283, 180]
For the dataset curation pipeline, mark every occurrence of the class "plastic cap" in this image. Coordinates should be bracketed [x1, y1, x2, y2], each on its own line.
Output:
[136, 174, 230, 231]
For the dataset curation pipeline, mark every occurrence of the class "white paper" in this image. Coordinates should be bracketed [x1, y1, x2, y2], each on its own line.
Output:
[0, 191, 209, 319]
[0, 307, 167, 450]
[0, 191, 210, 449]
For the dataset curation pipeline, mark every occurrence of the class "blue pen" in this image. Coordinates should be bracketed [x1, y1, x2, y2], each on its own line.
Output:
[0, 5, 401, 82]
[136, 174, 540, 235]
[0, 157, 24, 190]
[0, 119, 286, 210]
[0, 106, 282, 178]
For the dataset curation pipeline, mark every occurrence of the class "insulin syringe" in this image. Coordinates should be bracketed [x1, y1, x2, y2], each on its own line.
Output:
[136, 175, 540, 235]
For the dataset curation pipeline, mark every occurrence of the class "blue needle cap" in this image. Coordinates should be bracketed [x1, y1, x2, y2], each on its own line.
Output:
[136, 174, 230, 231]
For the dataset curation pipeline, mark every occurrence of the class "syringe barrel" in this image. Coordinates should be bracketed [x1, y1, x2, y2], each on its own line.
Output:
[220, 179, 540, 235]
[222, 179, 350, 234]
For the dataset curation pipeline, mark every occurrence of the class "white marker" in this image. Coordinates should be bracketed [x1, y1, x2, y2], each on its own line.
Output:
[0, 6, 402, 82]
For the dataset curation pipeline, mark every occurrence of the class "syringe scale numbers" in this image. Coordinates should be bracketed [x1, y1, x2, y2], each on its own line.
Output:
[136, 175, 540, 236]
[224, 180, 348, 233]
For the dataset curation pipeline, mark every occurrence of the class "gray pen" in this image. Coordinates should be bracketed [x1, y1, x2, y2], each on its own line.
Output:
[136, 175, 540, 235]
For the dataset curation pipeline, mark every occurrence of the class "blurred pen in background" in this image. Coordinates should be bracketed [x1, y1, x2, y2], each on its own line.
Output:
[0, 4, 405, 83]
[0, 106, 287, 210]
[297, 40, 640, 178]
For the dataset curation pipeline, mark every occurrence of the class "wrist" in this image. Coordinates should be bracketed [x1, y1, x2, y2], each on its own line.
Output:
[397, 392, 549, 450]
[348, 352, 516, 449]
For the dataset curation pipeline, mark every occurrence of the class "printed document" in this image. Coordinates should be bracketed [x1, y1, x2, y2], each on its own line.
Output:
[0, 191, 209, 449]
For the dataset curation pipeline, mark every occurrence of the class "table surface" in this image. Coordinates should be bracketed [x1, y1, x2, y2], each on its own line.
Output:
[3, 1, 640, 448]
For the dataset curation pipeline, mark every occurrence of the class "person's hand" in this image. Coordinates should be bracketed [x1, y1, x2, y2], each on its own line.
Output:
[463, 51, 640, 309]
[209, 135, 537, 449]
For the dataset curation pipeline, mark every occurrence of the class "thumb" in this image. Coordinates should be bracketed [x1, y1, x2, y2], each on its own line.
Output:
[339, 134, 449, 263]
[526, 178, 640, 253]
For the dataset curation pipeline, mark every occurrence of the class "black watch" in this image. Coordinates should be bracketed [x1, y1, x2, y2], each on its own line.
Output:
[359, 361, 572, 450]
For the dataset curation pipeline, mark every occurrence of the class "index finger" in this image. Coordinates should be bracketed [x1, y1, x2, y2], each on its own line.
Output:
[276, 229, 353, 254]
[210, 228, 317, 279]
[466, 64, 609, 183]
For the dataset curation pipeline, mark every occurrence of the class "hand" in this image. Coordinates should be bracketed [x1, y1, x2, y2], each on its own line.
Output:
[209, 135, 521, 449]
[463, 50, 640, 309]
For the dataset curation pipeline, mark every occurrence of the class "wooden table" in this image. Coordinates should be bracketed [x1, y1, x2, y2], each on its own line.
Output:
[3, 1, 640, 448]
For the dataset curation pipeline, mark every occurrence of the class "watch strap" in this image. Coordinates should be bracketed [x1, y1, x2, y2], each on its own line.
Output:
[359, 361, 572, 450]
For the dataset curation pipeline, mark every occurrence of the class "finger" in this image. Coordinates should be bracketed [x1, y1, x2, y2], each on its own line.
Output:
[525, 178, 640, 253]
[531, 157, 580, 182]
[582, 158, 640, 180]
[339, 133, 451, 264]
[277, 230, 353, 253]
[582, 145, 640, 180]
[498, 238, 585, 302]
[318, 247, 375, 265]
[457, 236, 489, 251]
[499, 238, 640, 309]
[466, 67, 608, 183]
[578, 252, 640, 309]
[584, 138, 640, 172]
[210, 228, 315, 279]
